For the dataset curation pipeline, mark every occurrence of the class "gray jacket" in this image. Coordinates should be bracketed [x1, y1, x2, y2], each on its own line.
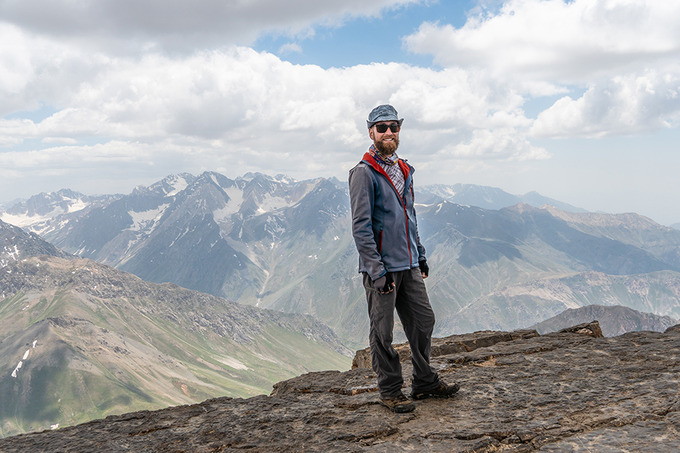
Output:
[349, 152, 426, 281]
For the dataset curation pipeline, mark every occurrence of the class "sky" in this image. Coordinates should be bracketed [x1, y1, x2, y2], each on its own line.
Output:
[1, 0, 679, 225]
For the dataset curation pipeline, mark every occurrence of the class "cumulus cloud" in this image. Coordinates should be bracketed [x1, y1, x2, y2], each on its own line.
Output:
[0, 0, 420, 53]
[0, 41, 540, 178]
[405, 0, 680, 85]
[404, 0, 680, 137]
[531, 70, 680, 138]
[1, 0, 679, 219]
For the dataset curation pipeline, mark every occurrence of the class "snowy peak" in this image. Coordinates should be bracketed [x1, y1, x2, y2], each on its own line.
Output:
[0, 189, 98, 228]
[0, 219, 67, 271]
[419, 183, 585, 213]
[22, 173, 351, 302]
[137, 172, 196, 198]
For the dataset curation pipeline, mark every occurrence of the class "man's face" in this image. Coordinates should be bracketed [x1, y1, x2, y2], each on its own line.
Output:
[370, 121, 400, 155]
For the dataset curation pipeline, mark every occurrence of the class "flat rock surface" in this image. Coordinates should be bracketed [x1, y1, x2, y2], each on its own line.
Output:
[1, 322, 679, 452]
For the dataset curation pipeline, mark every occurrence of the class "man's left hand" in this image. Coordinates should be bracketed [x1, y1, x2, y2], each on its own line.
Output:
[419, 259, 429, 279]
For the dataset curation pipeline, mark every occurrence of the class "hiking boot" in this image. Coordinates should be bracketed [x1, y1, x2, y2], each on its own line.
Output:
[378, 393, 416, 413]
[411, 381, 460, 400]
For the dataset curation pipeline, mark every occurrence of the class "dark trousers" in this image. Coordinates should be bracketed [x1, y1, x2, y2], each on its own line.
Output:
[363, 268, 441, 397]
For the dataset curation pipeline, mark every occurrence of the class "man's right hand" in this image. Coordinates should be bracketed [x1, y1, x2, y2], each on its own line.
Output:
[374, 273, 395, 294]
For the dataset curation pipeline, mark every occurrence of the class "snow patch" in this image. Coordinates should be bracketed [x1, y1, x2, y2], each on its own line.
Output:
[264, 215, 285, 241]
[126, 205, 168, 232]
[1, 198, 89, 227]
[11, 361, 22, 378]
[1, 211, 56, 228]
[67, 199, 87, 213]
[256, 195, 289, 214]
[219, 356, 249, 370]
[213, 187, 244, 221]
[1, 244, 20, 268]
[12, 338, 39, 377]
[165, 175, 190, 197]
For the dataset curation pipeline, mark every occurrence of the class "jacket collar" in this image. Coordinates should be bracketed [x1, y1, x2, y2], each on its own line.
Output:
[362, 152, 412, 181]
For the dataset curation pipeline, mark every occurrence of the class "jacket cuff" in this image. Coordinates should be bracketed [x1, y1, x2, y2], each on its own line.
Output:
[372, 269, 387, 282]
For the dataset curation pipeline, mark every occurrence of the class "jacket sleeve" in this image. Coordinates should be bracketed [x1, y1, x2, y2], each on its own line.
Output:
[409, 179, 427, 263]
[349, 165, 386, 281]
[414, 207, 427, 262]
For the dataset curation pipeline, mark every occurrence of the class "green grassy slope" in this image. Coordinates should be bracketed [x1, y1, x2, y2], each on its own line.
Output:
[0, 257, 351, 437]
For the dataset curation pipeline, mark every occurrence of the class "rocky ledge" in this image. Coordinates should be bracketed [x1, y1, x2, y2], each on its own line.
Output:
[1, 322, 679, 452]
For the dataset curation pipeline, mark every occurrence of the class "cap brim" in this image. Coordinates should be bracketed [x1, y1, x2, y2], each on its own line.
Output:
[367, 118, 404, 129]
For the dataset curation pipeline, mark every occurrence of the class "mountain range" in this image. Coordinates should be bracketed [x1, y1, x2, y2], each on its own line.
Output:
[1, 218, 68, 270]
[0, 219, 350, 437]
[3, 172, 680, 349]
[528, 304, 678, 336]
[4, 173, 680, 438]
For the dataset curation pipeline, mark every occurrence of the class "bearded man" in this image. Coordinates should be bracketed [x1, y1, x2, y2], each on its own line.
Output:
[348, 104, 459, 413]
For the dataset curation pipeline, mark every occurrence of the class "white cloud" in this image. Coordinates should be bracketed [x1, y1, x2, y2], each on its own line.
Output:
[449, 128, 549, 160]
[0, 44, 541, 166]
[0, 118, 37, 146]
[390, 67, 528, 129]
[532, 70, 680, 138]
[0, 23, 111, 116]
[405, 0, 680, 85]
[2, 0, 679, 224]
[404, 0, 680, 138]
[0, 0, 421, 53]
[0, 37, 544, 201]
[0, 25, 35, 97]
[278, 43, 303, 55]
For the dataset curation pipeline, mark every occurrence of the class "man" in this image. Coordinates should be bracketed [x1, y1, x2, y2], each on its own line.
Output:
[349, 104, 460, 413]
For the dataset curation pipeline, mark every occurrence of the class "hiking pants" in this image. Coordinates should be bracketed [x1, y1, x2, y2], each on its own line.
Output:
[363, 268, 441, 397]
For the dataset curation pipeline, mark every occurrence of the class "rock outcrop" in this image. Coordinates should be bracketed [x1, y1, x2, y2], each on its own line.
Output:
[1, 321, 679, 452]
[352, 328, 541, 369]
[530, 304, 678, 337]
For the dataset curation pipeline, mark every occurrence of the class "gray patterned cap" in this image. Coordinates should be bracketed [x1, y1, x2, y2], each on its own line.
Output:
[367, 104, 404, 129]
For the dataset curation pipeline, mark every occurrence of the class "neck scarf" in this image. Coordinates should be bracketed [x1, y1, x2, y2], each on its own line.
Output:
[369, 145, 399, 166]
[368, 145, 405, 197]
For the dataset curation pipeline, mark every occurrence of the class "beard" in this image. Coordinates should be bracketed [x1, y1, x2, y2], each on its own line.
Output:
[374, 136, 399, 155]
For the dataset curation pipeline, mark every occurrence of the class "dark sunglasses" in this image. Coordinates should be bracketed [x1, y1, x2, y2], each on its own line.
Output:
[374, 123, 400, 133]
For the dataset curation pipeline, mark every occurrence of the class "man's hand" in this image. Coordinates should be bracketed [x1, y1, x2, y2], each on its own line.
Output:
[419, 260, 429, 279]
[374, 273, 395, 294]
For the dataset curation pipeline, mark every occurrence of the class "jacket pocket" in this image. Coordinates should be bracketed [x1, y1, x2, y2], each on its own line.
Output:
[377, 229, 383, 253]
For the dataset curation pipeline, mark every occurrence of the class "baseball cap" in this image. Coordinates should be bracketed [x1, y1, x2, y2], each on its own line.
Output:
[367, 104, 404, 129]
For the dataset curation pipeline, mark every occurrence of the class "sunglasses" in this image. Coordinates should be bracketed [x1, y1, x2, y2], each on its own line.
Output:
[374, 123, 400, 133]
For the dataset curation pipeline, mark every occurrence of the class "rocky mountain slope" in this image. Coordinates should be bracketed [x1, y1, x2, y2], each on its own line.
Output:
[529, 304, 678, 336]
[1, 321, 679, 452]
[415, 201, 680, 336]
[5, 172, 680, 349]
[1, 219, 68, 270]
[418, 183, 585, 212]
[0, 253, 350, 438]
